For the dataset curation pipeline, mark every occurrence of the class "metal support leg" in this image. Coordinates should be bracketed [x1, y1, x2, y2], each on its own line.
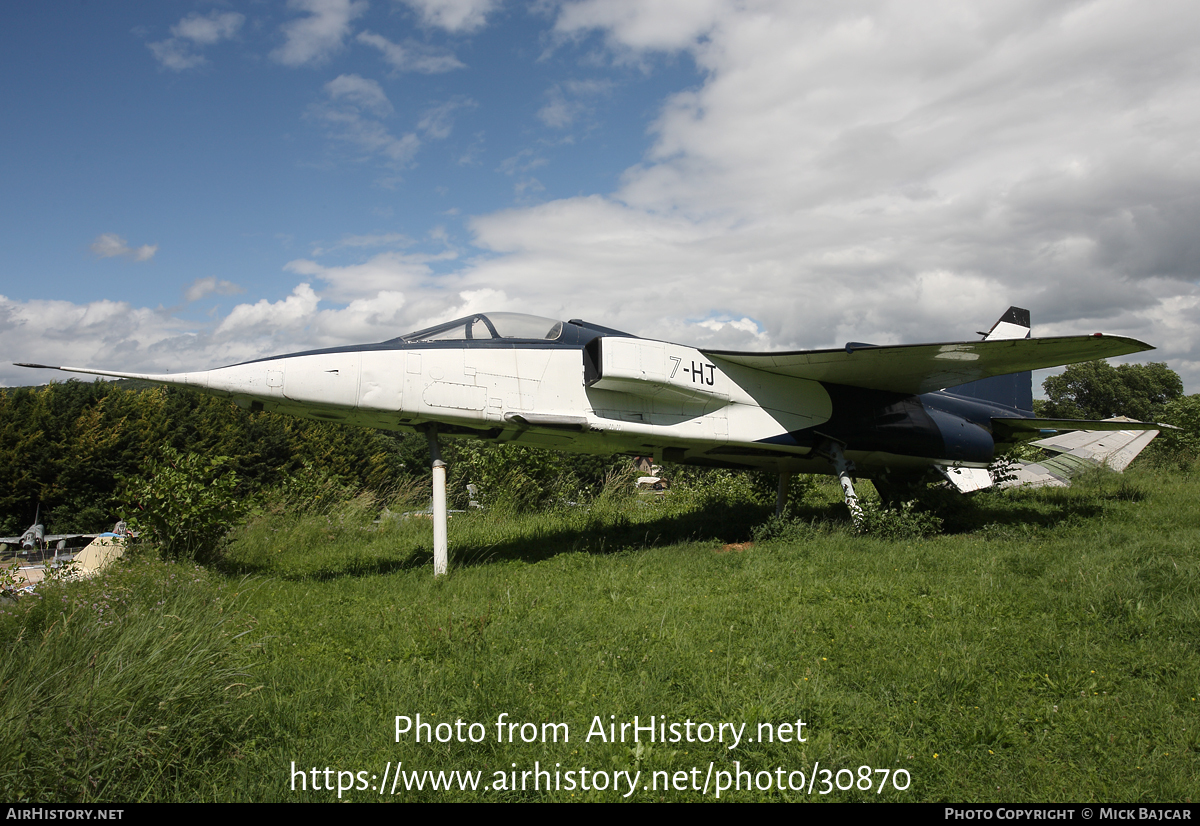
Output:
[822, 442, 864, 528]
[776, 470, 792, 518]
[426, 429, 448, 577]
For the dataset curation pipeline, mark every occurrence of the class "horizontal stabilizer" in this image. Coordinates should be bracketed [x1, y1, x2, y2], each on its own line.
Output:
[992, 416, 1170, 441]
[1000, 418, 1163, 488]
[935, 465, 993, 493]
[705, 334, 1153, 395]
[1033, 428, 1159, 473]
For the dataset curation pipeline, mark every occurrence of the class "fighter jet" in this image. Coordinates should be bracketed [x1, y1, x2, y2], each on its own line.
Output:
[17, 307, 1165, 574]
[0, 507, 100, 554]
[0, 518, 49, 553]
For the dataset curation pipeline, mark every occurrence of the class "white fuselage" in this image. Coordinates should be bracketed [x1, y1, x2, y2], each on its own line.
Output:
[158, 341, 840, 470]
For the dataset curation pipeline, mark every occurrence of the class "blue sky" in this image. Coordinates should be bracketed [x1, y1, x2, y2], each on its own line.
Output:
[3, 1, 1199, 393]
[2, 2, 695, 312]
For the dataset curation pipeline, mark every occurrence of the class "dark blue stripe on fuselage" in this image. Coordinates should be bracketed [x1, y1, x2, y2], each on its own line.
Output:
[760, 383, 1031, 463]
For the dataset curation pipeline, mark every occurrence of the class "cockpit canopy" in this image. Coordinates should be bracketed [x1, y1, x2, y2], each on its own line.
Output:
[398, 313, 566, 343]
[233, 311, 636, 367]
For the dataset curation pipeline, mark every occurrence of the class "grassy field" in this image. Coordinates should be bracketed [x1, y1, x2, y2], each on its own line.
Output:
[3, 466, 1198, 802]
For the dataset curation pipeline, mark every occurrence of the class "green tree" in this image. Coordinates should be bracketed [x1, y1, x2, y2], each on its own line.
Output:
[0, 380, 422, 533]
[1040, 361, 1182, 422]
[1148, 394, 1200, 467]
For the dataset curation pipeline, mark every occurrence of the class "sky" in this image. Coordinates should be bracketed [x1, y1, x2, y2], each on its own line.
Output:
[2, 0, 1198, 394]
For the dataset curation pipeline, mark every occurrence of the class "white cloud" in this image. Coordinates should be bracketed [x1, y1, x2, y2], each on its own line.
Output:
[185, 277, 245, 303]
[496, 149, 549, 196]
[537, 87, 583, 129]
[325, 74, 394, 116]
[537, 79, 612, 128]
[173, 11, 245, 45]
[357, 31, 466, 73]
[148, 40, 208, 71]
[398, 0, 500, 33]
[446, 0, 1199, 376]
[317, 290, 410, 339]
[283, 249, 456, 302]
[554, 0, 729, 53]
[699, 316, 765, 338]
[215, 283, 321, 337]
[310, 232, 414, 256]
[90, 233, 157, 262]
[310, 76, 421, 166]
[309, 80, 471, 171]
[272, 0, 367, 67]
[323, 110, 420, 163]
[0, 294, 197, 383]
[417, 98, 476, 139]
[1, 278, 433, 387]
[148, 10, 244, 71]
[457, 134, 484, 166]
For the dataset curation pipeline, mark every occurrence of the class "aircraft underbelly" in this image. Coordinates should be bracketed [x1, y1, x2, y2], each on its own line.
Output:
[924, 406, 995, 464]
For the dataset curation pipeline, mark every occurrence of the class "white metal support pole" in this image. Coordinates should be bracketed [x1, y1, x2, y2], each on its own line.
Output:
[426, 429, 448, 577]
[776, 470, 792, 518]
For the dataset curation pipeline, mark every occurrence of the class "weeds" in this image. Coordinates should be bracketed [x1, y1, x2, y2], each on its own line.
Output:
[0, 556, 261, 802]
[752, 499, 942, 542]
[7, 463, 1198, 802]
[263, 461, 361, 516]
[1, 559, 25, 599]
[854, 498, 944, 539]
[752, 514, 834, 543]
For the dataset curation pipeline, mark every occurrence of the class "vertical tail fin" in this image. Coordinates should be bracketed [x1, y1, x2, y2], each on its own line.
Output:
[951, 307, 1034, 413]
[982, 306, 1031, 342]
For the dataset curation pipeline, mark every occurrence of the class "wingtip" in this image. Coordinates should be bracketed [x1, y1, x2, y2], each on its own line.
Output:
[14, 363, 60, 370]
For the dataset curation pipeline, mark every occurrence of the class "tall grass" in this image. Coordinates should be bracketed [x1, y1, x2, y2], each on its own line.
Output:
[5, 465, 1198, 801]
[0, 556, 261, 802]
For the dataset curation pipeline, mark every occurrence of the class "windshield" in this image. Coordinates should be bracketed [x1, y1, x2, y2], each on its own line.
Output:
[403, 313, 564, 342]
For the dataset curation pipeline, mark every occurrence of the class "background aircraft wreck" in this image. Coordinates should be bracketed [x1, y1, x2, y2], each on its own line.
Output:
[0, 507, 111, 554]
[18, 307, 1165, 574]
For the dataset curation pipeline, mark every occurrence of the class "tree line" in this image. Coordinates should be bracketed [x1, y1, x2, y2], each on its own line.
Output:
[0, 379, 426, 535]
[0, 379, 630, 537]
[1035, 361, 1199, 467]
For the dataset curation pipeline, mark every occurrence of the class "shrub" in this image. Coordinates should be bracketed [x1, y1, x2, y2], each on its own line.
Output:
[853, 498, 943, 540]
[1, 559, 25, 600]
[752, 513, 827, 543]
[1146, 394, 1200, 471]
[120, 447, 247, 563]
[674, 469, 770, 509]
[450, 442, 577, 513]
